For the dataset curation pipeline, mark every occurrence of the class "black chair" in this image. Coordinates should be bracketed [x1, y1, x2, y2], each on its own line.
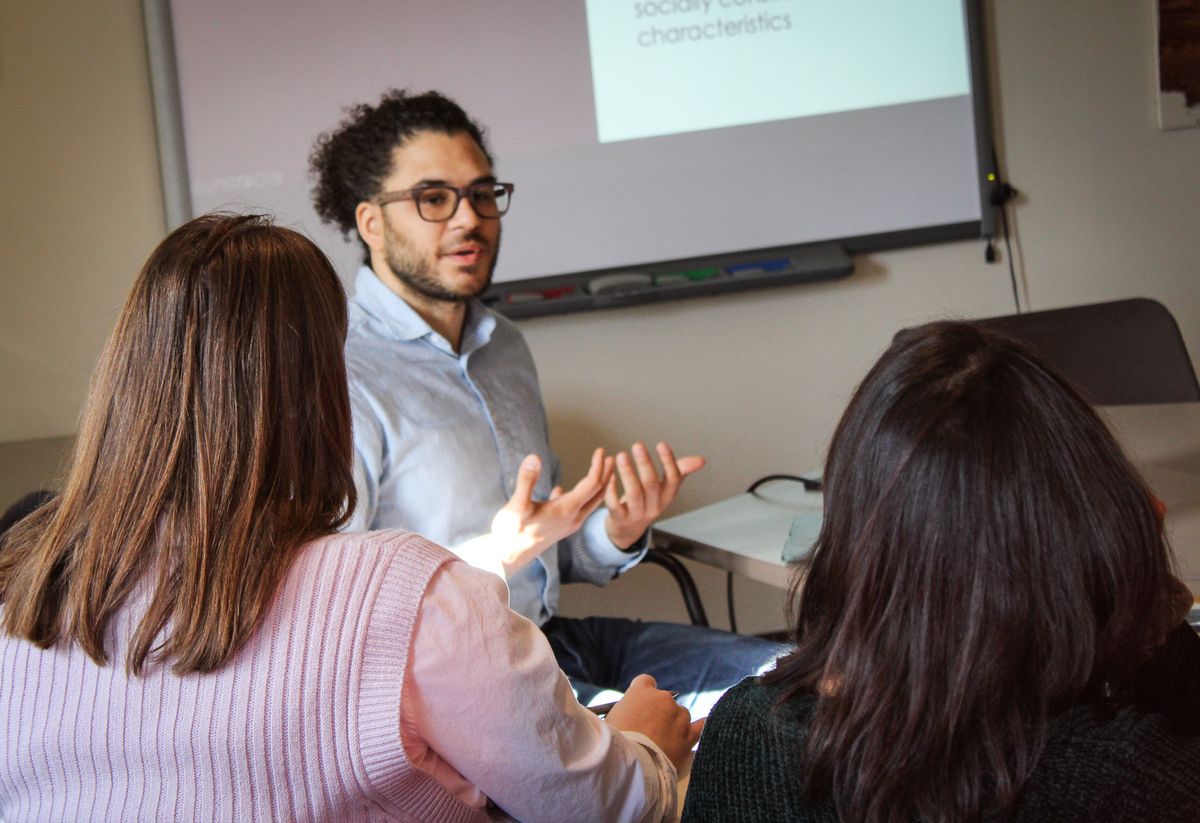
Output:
[975, 298, 1200, 405]
[640, 548, 709, 627]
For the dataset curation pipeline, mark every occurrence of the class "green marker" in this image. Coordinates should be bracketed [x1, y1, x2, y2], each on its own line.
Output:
[654, 266, 719, 286]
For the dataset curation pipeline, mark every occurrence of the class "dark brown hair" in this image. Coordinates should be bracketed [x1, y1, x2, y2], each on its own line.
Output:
[0, 214, 355, 674]
[309, 89, 492, 263]
[764, 320, 1179, 823]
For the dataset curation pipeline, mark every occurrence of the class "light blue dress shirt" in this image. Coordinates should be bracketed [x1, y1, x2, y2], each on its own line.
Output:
[344, 267, 644, 625]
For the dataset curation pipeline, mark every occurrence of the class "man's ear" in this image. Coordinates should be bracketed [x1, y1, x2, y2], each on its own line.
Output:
[355, 201, 386, 254]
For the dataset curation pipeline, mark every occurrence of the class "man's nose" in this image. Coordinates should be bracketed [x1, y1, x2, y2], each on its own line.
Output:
[448, 192, 483, 229]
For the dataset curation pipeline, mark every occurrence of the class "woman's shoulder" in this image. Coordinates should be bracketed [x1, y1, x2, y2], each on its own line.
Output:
[1024, 699, 1200, 821]
[1043, 625, 1200, 760]
[282, 530, 460, 603]
[1047, 698, 1200, 762]
[710, 677, 816, 722]
[302, 529, 456, 561]
[695, 676, 819, 770]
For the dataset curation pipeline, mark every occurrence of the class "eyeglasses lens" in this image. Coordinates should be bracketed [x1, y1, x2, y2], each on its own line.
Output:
[415, 185, 510, 221]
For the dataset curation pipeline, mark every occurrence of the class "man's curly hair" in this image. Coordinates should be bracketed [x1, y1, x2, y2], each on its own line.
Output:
[309, 89, 493, 263]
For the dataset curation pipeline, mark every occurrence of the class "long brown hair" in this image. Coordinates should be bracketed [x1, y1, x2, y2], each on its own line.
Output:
[764, 321, 1179, 822]
[0, 214, 355, 674]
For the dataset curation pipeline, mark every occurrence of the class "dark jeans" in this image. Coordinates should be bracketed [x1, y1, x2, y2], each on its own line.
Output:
[541, 615, 788, 717]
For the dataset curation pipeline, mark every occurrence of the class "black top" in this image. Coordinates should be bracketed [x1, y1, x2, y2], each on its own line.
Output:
[683, 626, 1200, 823]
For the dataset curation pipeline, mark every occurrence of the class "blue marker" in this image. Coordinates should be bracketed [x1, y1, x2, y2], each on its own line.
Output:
[725, 258, 792, 276]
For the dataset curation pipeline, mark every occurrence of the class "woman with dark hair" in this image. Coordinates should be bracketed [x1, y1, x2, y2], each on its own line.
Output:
[0, 214, 696, 822]
[0, 490, 54, 537]
[683, 321, 1200, 823]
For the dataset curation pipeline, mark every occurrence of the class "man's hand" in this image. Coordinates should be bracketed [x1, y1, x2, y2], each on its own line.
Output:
[604, 674, 704, 770]
[604, 441, 705, 550]
[489, 448, 614, 577]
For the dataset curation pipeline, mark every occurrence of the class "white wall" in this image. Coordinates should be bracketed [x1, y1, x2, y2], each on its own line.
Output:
[2, 1, 1197, 632]
[0, 2, 165, 444]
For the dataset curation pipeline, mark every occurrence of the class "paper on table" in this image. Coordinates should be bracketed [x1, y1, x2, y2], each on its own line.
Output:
[782, 510, 823, 563]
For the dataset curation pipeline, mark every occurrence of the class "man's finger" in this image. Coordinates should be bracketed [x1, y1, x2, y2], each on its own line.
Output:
[655, 443, 701, 511]
[657, 442, 682, 490]
[654, 448, 679, 515]
[604, 472, 622, 513]
[615, 451, 645, 513]
[508, 454, 541, 510]
[579, 481, 608, 519]
[631, 442, 660, 488]
[557, 470, 609, 521]
[576, 447, 608, 495]
[558, 449, 610, 510]
[600, 455, 615, 488]
[675, 455, 706, 477]
[631, 443, 663, 513]
[585, 447, 606, 482]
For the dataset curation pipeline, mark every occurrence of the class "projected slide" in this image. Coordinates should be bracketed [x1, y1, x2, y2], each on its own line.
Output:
[585, 0, 971, 143]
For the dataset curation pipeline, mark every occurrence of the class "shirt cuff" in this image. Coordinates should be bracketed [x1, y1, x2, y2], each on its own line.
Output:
[582, 508, 648, 573]
[617, 730, 680, 823]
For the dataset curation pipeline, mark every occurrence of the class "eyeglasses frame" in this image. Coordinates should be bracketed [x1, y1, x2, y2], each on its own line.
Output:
[373, 181, 515, 223]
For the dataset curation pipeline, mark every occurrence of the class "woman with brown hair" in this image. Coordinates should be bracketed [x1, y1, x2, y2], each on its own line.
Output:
[0, 214, 696, 822]
[683, 320, 1200, 823]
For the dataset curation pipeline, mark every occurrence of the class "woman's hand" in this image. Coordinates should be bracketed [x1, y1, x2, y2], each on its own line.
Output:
[604, 673, 704, 770]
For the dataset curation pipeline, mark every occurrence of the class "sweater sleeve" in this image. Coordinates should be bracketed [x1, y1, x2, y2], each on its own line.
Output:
[681, 687, 747, 822]
[402, 559, 677, 823]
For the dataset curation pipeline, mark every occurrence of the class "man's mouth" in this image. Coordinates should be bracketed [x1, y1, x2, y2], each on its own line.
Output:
[443, 244, 486, 266]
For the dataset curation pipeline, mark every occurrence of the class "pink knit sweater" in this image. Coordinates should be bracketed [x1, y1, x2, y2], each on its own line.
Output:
[0, 530, 490, 822]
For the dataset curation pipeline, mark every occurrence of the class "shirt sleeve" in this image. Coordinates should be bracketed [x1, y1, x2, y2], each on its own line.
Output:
[401, 560, 677, 823]
[556, 507, 648, 586]
[344, 384, 383, 532]
[582, 507, 650, 567]
[449, 533, 513, 580]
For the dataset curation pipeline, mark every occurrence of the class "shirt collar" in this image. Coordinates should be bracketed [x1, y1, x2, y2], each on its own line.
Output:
[350, 265, 496, 355]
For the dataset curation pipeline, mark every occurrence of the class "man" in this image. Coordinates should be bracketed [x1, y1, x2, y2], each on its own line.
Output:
[310, 89, 782, 713]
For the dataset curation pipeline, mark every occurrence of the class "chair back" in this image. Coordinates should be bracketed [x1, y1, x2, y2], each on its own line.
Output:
[975, 298, 1199, 405]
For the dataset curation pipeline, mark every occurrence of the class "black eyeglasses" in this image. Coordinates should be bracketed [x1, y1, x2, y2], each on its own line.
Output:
[375, 182, 514, 222]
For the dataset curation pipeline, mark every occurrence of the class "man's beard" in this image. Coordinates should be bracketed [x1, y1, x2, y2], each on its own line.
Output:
[383, 222, 498, 304]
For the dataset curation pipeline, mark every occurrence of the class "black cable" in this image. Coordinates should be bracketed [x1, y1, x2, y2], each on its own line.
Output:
[746, 474, 821, 495]
[987, 147, 1022, 314]
[999, 201, 1020, 313]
